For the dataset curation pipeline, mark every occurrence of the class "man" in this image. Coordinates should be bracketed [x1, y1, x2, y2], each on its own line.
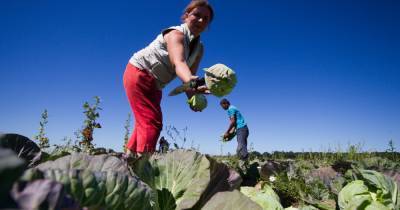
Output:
[158, 136, 170, 153]
[220, 98, 249, 163]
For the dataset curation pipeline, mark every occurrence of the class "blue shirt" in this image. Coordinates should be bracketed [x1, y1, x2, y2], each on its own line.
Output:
[227, 105, 246, 129]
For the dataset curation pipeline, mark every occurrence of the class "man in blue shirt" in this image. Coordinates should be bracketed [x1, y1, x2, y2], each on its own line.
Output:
[220, 98, 249, 161]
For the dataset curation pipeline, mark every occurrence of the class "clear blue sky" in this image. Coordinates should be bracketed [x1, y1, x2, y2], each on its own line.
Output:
[1, 0, 399, 155]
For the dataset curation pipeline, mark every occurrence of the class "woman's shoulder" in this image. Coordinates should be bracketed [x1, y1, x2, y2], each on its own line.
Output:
[162, 24, 186, 36]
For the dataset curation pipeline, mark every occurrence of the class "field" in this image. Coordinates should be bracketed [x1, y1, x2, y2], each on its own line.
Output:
[1, 132, 399, 210]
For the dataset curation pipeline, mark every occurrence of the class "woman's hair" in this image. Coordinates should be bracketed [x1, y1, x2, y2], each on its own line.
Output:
[181, 0, 214, 24]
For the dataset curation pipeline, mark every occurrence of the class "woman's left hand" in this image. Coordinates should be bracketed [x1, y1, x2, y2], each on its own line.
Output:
[196, 85, 210, 94]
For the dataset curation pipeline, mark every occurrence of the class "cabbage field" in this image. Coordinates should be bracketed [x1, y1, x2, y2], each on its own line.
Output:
[1, 133, 399, 210]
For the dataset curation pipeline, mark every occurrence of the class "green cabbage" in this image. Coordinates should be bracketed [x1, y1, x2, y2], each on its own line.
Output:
[187, 94, 207, 111]
[338, 169, 398, 210]
[34, 153, 155, 209]
[240, 183, 284, 210]
[204, 63, 237, 97]
[132, 149, 242, 210]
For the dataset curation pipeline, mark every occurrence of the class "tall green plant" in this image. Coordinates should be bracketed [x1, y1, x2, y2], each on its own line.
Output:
[386, 139, 396, 161]
[79, 96, 102, 153]
[123, 113, 131, 153]
[33, 109, 50, 149]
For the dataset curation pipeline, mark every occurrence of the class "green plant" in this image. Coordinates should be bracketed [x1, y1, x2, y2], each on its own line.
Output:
[165, 125, 189, 149]
[240, 182, 283, 209]
[79, 96, 102, 153]
[33, 109, 50, 149]
[204, 63, 237, 97]
[33, 152, 154, 210]
[187, 94, 207, 111]
[272, 172, 303, 207]
[123, 113, 132, 153]
[386, 139, 396, 161]
[339, 168, 399, 209]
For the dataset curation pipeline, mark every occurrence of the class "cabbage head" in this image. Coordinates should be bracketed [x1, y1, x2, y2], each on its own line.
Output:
[204, 63, 237, 97]
[187, 94, 207, 111]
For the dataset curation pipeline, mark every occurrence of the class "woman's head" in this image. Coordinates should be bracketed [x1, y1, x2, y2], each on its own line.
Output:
[181, 0, 214, 36]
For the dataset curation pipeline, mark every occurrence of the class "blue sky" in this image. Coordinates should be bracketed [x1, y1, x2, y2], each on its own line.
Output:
[1, 0, 399, 155]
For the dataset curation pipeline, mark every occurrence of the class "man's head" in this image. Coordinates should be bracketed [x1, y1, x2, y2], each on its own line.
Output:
[220, 98, 230, 110]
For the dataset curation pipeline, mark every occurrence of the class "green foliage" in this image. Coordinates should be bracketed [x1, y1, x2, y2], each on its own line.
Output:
[0, 148, 26, 200]
[123, 113, 132, 153]
[34, 152, 154, 209]
[339, 169, 399, 209]
[131, 149, 242, 210]
[187, 94, 207, 111]
[33, 109, 50, 149]
[240, 182, 283, 209]
[0, 133, 42, 165]
[79, 96, 102, 153]
[202, 190, 262, 210]
[204, 63, 237, 97]
[272, 171, 304, 207]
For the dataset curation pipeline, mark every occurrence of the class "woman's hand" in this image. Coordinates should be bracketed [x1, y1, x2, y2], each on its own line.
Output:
[196, 85, 210, 94]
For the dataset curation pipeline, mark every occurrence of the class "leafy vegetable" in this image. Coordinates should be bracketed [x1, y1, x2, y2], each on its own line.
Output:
[25, 168, 154, 210]
[202, 190, 262, 210]
[132, 149, 242, 210]
[0, 133, 42, 165]
[36, 152, 130, 175]
[339, 169, 398, 210]
[0, 148, 26, 206]
[240, 183, 284, 210]
[204, 63, 237, 97]
[11, 179, 79, 210]
[35, 152, 155, 209]
[187, 94, 207, 111]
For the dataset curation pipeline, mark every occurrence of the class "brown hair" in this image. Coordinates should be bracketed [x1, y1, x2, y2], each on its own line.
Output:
[181, 0, 214, 24]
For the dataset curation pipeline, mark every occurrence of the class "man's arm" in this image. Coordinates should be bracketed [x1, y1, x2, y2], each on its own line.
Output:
[224, 115, 237, 138]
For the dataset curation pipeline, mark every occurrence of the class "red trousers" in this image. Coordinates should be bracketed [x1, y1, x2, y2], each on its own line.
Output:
[123, 63, 162, 153]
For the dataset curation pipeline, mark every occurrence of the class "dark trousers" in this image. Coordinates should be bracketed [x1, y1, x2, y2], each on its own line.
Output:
[236, 125, 249, 160]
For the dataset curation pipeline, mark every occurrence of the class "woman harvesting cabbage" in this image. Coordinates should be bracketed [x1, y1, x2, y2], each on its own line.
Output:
[123, 0, 213, 156]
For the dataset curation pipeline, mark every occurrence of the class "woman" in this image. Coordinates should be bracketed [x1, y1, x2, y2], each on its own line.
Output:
[123, 0, 214, 156]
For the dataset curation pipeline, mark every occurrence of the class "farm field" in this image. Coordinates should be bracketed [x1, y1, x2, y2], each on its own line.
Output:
[1, 133, 399, 210]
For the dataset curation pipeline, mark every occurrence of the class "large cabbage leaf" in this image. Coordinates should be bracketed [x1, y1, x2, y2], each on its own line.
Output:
[25, 168, 154, 210]
[0, 148, 26, 207]
[11, 179, 79, 210]
[0, 133, 42, 165]
[202, 190, 262, 210]
[357, 169, 398, 208]
[35, 153, 155, 209]
[339, 169, 398, 210]
[132, 149, 242, 210]
[37, 152, 130, 174]
[338, 180, 372, 209]
[240, 184, 284, 210]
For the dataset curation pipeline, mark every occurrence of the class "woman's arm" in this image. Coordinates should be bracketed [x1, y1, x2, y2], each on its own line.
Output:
[164, 30, 195, 83]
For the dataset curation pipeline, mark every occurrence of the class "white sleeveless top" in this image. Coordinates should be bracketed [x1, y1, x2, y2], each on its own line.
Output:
[129, 23, 204, 89]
